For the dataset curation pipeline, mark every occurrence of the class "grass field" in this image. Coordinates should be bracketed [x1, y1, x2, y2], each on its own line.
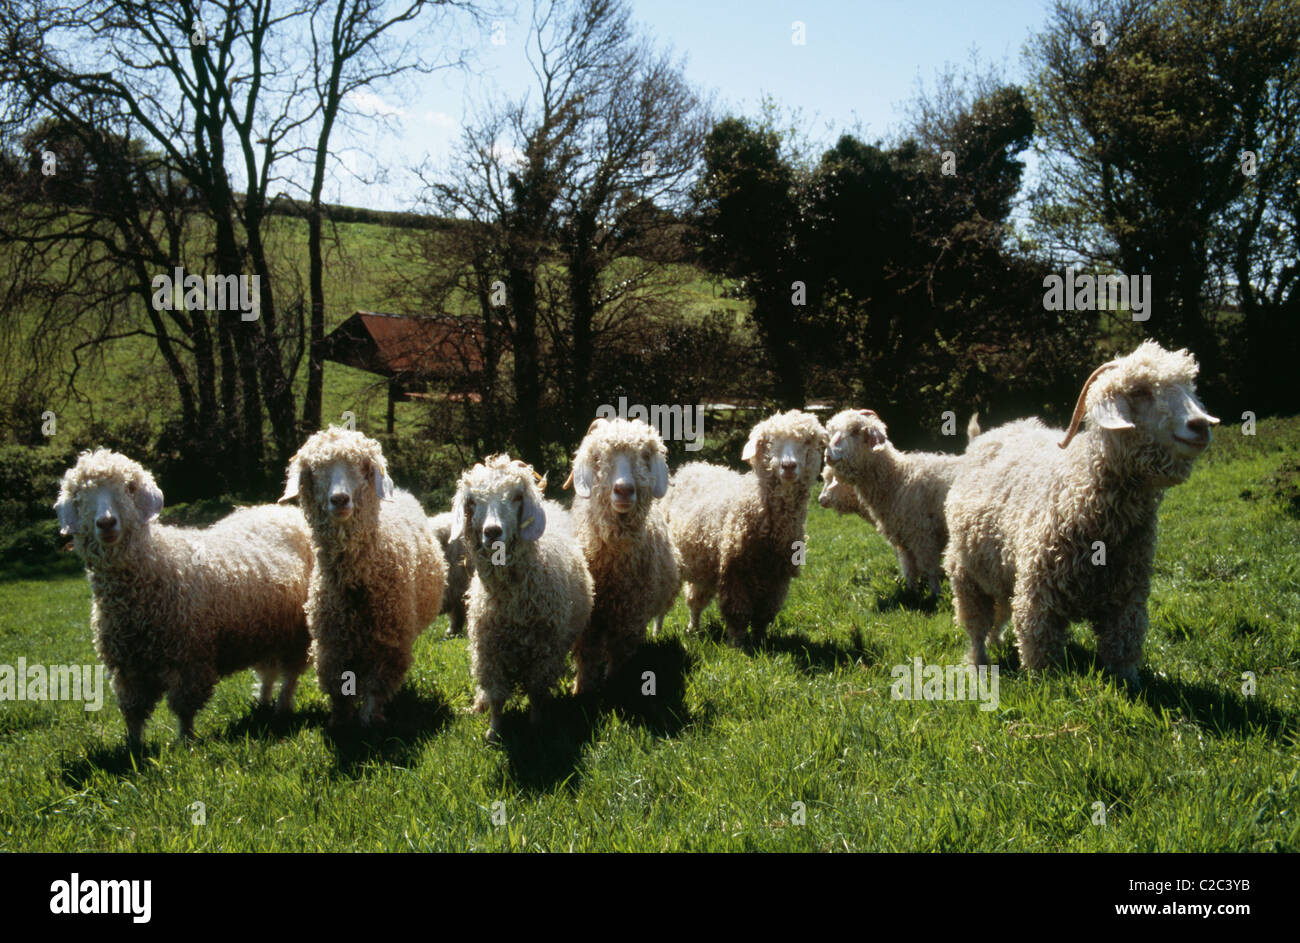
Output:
[0, 416, 1296, 852]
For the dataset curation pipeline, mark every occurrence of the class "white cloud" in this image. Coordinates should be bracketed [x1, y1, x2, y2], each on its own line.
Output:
[346, 89, 406, 117]
[421, 111, 455, 128]
[492, 140, 525, 172]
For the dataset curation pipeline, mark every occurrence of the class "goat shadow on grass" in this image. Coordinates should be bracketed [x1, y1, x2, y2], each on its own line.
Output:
[1139, 673, 1298, 743]
[757, 623, 883, 676]
[323, 686, 455, 778]
[213, 701, 325, 743]
[691, 614, 882, 676]
[494, 637, 704, 795]
[1072, 641, 1298, 741]
[989, 639, 1299, 741]
[871, 581, 941, 615]
[59, 698, 327, 788]
[60, 741, 164, 789]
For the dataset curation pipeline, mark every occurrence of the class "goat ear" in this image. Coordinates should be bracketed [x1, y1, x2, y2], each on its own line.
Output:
[278, 463, 301, 504]
[519, 485, 546, 541]
[742, 429, 762, 464]
[372, 463, 395, 499]
[134, 474, 164, 523]
[448, 489, 466, 542]
[1092, 395, 1135, 431]
[572, 457, 595, 498]
[651, 453, 669, 499]
[54, 494, 79, 536]
[866, 426, 888, 450]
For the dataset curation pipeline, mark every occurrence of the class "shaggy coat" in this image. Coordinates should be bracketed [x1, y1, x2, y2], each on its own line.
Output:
[430, 510, 471, 638]
[824, 409, 978, 595]
[943, 341, 1219, 684]
[818, 465, 873, 519]
[567, 418, 681, 694]
[663, 410, 828, 644]
[280, 427, 444, 726]
[55, 450, 312, 749]
[453, 455, 593, 741]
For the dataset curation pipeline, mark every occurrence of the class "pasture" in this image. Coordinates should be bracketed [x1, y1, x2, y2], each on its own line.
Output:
[0, 414, 1295, 852]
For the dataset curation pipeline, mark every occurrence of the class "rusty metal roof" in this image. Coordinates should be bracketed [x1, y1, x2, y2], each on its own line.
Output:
[322, 311, 489, 380]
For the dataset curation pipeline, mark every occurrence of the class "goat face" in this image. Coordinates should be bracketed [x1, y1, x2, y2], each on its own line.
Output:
[745, 412, 828, 489]
[571, 419, 669, 520]
[279, 428, 394, 529]
[1084, 342, 1219, 485]
[825, 409, 888, 469]
[55, 451, 164, 559]
[451, 457, 546, 568]
[283, 456, 391, 526]
[818, 466, 853, 512]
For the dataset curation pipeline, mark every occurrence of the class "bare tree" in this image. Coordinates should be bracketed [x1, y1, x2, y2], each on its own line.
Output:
[413, 0, 708, 466]
[0, 0, 482, 487]
[301, 0, 483, 433]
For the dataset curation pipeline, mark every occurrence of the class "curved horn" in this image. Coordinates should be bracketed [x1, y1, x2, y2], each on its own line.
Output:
[562, 469, 574, 490]
[857, 408, 879, 419]
[1059, 361, 1119, 449]
[586, 418, 603, 435]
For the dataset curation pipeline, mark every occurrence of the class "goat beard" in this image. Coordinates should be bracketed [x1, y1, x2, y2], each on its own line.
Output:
[1136, 440, 1196, 487]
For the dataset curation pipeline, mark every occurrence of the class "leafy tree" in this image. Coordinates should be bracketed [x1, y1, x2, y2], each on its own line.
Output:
[689, 116, 807, 408]
[1028, 0, 1300, 408]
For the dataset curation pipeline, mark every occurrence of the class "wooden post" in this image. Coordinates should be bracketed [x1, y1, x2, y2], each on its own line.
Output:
[387, 381, 397, 434]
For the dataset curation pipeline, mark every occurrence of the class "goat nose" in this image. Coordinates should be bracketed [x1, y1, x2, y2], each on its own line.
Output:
[613, 481, 634, 497]
[1187, 416, 1210, 432]
[781, 458, 797, 469]
[330, 493, 350, 508]
[96, 513, 116, 528]
[483, 524, 503, 543]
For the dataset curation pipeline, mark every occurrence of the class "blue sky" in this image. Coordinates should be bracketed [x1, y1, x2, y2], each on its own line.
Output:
[330, 0, 1057, 210]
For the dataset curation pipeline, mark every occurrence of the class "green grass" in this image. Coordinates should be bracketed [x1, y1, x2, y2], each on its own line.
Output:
[1, 417, 1297, 851]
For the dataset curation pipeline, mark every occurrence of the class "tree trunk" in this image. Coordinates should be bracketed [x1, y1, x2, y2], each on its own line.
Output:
[304, 88, 341, 437]
[568, 245, 597, 444]
[509, 263, 543, 469]
[243, 211, 296, 468]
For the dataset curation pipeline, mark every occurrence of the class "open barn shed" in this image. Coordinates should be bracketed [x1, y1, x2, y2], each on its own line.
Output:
[320, 311, 488, 432]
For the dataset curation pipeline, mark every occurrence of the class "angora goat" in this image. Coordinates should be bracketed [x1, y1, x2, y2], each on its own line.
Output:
[280, 427, 444, 727]
[943, 340, 1218, 685]
[452, 455, 593, 741]
[823, 408, 980, 595]
[56, 450, 312, 750]
[565, 417, 681, 694]
[662, 410, 828, 645]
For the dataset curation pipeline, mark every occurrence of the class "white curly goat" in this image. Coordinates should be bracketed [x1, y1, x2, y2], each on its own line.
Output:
[662, 410, 827, 645]
[279, 427, 444, 728]
[452, 455, 593, 741]
[943, 340, 1219, 685]
[55, 450, 312, 750]
[565, 417, 681, 694]
[823, 408, 980, 595]
[430, 510, 471, 639]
